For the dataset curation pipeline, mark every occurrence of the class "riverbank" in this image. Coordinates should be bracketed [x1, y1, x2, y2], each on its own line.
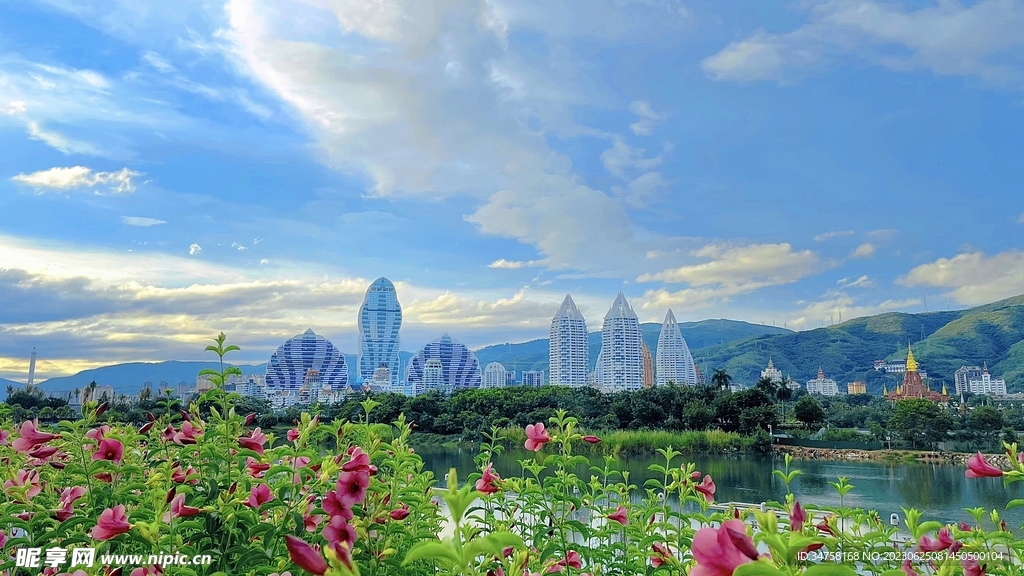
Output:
[774, 444, 1016, 467]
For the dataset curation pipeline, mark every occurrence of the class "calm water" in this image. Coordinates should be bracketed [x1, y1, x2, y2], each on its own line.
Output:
[416, 446, 1024, 527]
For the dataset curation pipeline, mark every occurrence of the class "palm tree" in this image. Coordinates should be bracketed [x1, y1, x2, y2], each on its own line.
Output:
[711, 368, 732, 390]
[776, 378, 794, 422]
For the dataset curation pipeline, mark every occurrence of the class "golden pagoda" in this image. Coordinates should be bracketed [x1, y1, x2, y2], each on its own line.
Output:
[884, 345, 948, 403]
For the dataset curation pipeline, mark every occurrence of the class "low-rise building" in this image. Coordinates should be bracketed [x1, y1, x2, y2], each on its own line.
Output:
[522, 370, 545, 386]
[806, 368, 840, 396]
[954, 365, 984, 395]
[847, 381, 867, 395]
[968, 365, 1007, 396]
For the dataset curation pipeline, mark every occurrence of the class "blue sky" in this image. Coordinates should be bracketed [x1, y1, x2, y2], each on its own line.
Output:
[1, 0, 1023, 378]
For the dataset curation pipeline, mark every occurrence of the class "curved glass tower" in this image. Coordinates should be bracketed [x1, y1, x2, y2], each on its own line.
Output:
[265, 329, 348, 398]
[406, 333, 482, 395]
[656, 309, 698, 386]
[357, 277, 402, 387]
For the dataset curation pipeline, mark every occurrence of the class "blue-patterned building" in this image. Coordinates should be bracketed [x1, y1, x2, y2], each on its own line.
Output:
[265, 329, 348, 404]
[405, 333, 482, 395]
[357, 277, 403, 387]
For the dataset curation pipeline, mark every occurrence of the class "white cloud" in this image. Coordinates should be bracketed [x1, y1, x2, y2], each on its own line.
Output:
[1017, 213, 1024, 224]
[489, 259, 540, 269]
[814, 230, 854, 241]
[259, 258, 269, 265]
[837, 275, 874, 289]
[785, 291, 921, 330]
[638, 243, 822, 286]
[122, 216, 168, 227]
[26, 121, 101, 155]
[188, 243, 203, 256]
[865, 228, 899, 241]
[702, 0, 1024, 88]
[629, 100, 662, 136]
[231, 242, 247, 252]
[600, 138, 662, 178]
[898, 251, 1024, 305]
[11, 166, 141, 193]
[5, 101, 28, 115]
[141, 51, 176, 73]
[850, 243, 875, 259]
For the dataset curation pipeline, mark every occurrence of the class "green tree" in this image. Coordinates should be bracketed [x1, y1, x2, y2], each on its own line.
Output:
[711, 369, 732, 390]
[794, 395, 826, 429]
[889, 399, 954, 449]
[968, 406, 1004, 433]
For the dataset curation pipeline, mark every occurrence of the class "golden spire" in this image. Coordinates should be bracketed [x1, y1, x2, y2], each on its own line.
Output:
[941, 383, 948, 395]
[906, 344, 918, 373]
[883, 384, 888, 396]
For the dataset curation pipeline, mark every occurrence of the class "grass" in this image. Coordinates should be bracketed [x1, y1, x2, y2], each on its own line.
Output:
[497, 427, 763, 456]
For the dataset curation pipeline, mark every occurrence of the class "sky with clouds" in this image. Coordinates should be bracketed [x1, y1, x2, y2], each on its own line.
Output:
[1, 0, 1023, 380]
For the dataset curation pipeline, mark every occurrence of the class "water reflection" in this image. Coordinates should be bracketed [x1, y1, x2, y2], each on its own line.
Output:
[415, 446, 1024, 527]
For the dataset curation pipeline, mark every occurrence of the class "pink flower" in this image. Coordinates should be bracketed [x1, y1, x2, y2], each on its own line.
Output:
[650, 542, 674, 568]
[1018, 452, 1024, 465]
[171, 465, 199, 484]
[246, 484, 274, 508]
[0, 429, 9, 446]
[303, 503, 325, 532]
[337, 470, 370, 509]
[546, 550, 582, 573]
[285, 535, 329, 576]
[695, 475, 716, 503]
[582, 436, 601, 444]
[524, 423, 551, 451]
[322, 515, 357, 546]
[901, 559, 920, 576]
[690, 519, 759, 576]
[139, 422, 155, 434]
[389, 504, 410, 521]
[163, 494, 202, 521]
[244, 413, 257, 426]
[475, 463, 502, 495]
[3, 469, 42, 501]
[918, 526, 955, 552]
[28, 444, 60, 459]
[92, 505, 131, 540]
[56, 486, 87, 521]
[92, 438, 124, 464]
[965, 452, 1003, 478]
[86, 425, 110, 442]
[607, 505, 628, 526]
[238, 428, 268, 455]
[173, 421, 202, 445]
[341, 447, 373, 473]
[129, 566, 163, 576]
[12, 419, 60, 453]
[287, 428, 300, 442]
[790, 501, 806, 532]
[816, 515, 836, 536]
[162, 425, 176, 442]
[962, 557, 986, 576]
[323, 489, 353, 520]
[246, 457, 270, 478]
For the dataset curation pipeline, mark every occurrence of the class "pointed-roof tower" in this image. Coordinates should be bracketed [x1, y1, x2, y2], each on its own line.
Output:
[656, 309, 698, 386]
[549, 294, 589, 387]
[555, 294, 584, 320]
[597, 293, 643, 391]
[605, 292, 638, 320]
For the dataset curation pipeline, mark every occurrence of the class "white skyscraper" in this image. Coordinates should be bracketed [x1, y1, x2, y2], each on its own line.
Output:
[656, 309, 698, 386]
[483, 362, 508, 389]
[597, 293, 644, 392]
[549, 294, 589, 387]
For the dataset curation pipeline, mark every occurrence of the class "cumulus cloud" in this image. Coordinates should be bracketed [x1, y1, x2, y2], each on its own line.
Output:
[850, 243, 876, 258]
[188, 243, 203, 256]
[898, 251, 1024, 305]
[11, 166, 141, 193]
[785, 291, 921, 330]
[702, 0, 1024, 88]
[638, 243, 821, 286]
[122, 216, 167, 227]
[628, 100, 662, 136]
[814, 230, 854, 241]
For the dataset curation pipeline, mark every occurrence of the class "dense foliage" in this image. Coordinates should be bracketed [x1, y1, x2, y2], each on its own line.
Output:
[3, 334, 1024, 576]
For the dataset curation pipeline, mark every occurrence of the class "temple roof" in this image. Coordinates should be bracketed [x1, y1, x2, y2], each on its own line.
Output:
[906, 345, 918, 372]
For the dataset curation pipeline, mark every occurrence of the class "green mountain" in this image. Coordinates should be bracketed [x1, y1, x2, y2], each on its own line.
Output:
[697, 295, 1024, 394]
[473, 319, 793, 375]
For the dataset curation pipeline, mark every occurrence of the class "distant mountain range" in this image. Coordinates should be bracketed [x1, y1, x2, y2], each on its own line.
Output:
[7, 298, 1023, 399]
[698, 294, 1024, 394]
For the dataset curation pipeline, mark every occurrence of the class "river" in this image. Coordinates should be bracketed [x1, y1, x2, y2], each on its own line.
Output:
[415, 445, 1024, 527]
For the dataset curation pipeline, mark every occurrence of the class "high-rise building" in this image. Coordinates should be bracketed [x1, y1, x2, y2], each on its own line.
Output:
[422, 359, 446, 393]
[806, 368, 840, 396]
[483, 362, 508, 389]
[655, 309, 698, 386]
[954, 365, 984, 395]
[597, 293, 644, 392]
[265, 329, 349, 406]
[522, 370, 545, 386]
[549, 294, 589, 387]
[357, 277, 403, 387]
[641, 343, 654, 389]
[968, 364, 1007, 396]
[406, 334, 483, 395]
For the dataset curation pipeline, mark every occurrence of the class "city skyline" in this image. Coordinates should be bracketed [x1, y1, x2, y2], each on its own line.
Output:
[2, 0, 1023, 379]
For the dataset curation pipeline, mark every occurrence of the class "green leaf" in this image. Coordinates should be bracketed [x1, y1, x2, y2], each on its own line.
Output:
[403, 541, 461, 566]
[1006, 499, 1024, 510]
[734, 561, 786, 576]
